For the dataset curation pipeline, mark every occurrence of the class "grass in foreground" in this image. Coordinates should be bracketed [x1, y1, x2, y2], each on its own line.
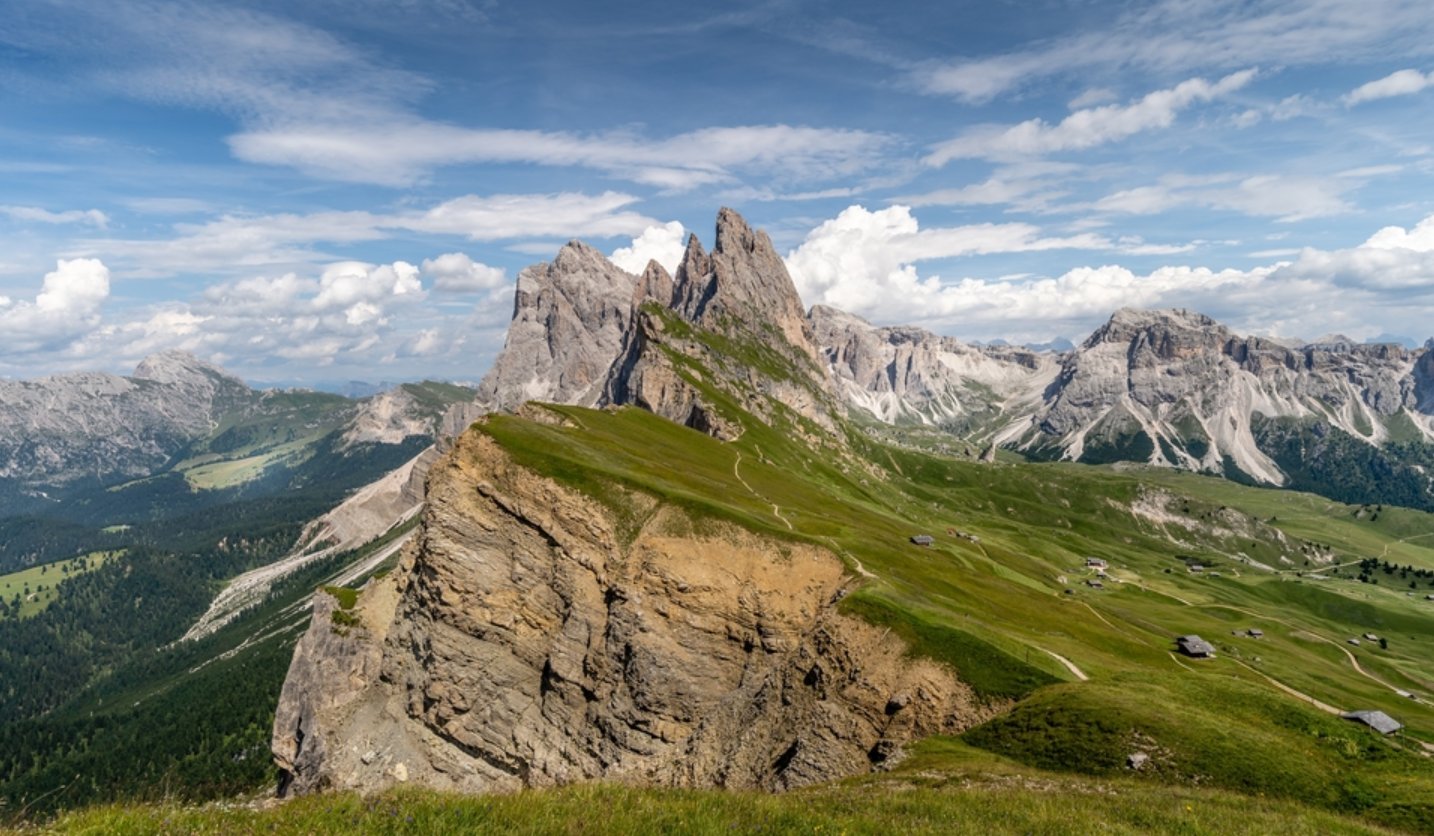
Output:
[36, 774, 1400, 836]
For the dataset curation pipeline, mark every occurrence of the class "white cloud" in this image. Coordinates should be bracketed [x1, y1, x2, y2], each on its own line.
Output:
[1345, 69, 1434, 105]
[1, 206, 109, 228]
[914, 0, 1434, 103]
[609, 222, 687, 275]
[422, 253, 507, 293]
[76, 192, 658, 277]
[1363, 215, 1434, 252]
[401, 192, 657, 241]
[926, 70, 1256, 165]
[1093, 174, 1352, 222]
[0, 259, 112, 353]
[782, 206, 1434, 345]
[230, 122, 891, 189]
[784, 205, 1111, 313]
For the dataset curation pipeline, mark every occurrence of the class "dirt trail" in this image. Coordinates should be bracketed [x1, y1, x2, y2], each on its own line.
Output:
[732, 449, 792, 531]
[1195, 601, 1413, 698]
[1379, 532, 1434, 559]
[1231, 658, 1343, 715]
[1043, 649, 1089, 681]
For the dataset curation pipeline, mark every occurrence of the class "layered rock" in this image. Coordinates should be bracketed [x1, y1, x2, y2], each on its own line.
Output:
[0, 351, 250, 488]
[273, 422, 980, 796]
[604, 209, 843, 440]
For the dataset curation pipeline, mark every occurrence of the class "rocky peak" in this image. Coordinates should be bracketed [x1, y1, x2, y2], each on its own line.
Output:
[476, 242, 647, 413]
[132, 350, 245, 389]
[634, 260, 675, 309]
[1083, 308, 1226, 351]
[673, 208, 820, 363]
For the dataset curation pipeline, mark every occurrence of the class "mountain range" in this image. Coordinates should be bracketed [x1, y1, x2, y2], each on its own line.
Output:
[471, 208, 1434, 510]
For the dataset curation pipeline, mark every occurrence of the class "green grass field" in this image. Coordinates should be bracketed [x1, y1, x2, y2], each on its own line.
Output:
[0, 551, 121, 619]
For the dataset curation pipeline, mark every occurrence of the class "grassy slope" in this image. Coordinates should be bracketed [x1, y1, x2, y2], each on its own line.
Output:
[478, 403, 1434, 832]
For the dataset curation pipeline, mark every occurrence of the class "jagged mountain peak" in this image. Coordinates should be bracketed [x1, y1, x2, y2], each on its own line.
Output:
[673, 208, 818, 360]
[634, 259, 674, 308]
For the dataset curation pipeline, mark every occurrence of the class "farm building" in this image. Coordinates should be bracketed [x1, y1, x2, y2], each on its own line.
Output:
[1246, 628, 1264, 638]
[1363, 632, 1380, 642]
[910, 535, 934, 546]
[1085, 579, 1104, 589]
[1342, 710, 1403, 735]
[1348, 638, 1361, 646]
[1176, 635, 1216, 658]
[1085, 557, 1108, 569]
[1188, 564, 1204, 574]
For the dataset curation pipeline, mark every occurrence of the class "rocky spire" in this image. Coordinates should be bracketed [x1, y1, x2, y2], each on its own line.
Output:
[672, 207, 821, 362]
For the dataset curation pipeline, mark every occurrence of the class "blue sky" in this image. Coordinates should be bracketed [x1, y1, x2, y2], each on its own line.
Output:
[3, 0, 1434, 384]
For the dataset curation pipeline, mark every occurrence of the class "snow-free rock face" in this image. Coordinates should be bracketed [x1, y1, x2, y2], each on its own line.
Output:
[604, 209, 842, 439]
[0, 351, 249, 488]
[272, 420, 981, 797]
[1017, 308, 1433, 483]
[475, 241, 664, 413]
[810, 305, 1057, 430]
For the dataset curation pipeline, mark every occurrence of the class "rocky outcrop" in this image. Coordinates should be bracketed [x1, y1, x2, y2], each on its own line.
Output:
[475, 242, 660, 413]
[1020, 308, 1434, 482]
[273, 424, 980, 796]
[603, 209, 843, 440]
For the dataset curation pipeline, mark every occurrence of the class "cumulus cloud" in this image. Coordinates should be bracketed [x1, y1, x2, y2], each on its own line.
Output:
[1345, 68, 1434, 105]
[609, 222, 687, 274]
[422, 253, 506, 293]
[784, 205, 1111, 313]
[926, 70, 1257, 165]
[1, 206, 109, 228]
[0, 259, 112, 353]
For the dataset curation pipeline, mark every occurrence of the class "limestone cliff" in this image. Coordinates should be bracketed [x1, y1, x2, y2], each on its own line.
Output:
[272, 418, 980, 796]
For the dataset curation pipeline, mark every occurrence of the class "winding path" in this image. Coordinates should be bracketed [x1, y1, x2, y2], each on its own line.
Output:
[731, 450, 792, 531]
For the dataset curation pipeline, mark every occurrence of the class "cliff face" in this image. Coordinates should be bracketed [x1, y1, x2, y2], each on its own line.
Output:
[273, 418, 980, 796]
[1023, 308, 1433, 482]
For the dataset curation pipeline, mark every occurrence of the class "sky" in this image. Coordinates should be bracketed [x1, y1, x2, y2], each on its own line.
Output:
[4, 0, 1434, 386]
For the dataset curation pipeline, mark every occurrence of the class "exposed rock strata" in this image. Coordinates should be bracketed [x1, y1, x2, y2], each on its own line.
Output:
[273, 426, 980, 796]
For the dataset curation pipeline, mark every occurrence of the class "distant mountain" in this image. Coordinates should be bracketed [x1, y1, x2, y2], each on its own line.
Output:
[0, 354, 477, 573]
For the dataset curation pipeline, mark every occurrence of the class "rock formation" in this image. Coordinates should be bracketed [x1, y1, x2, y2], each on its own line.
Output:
[273, 417, 980, 796]
[474, 241, 664, 413]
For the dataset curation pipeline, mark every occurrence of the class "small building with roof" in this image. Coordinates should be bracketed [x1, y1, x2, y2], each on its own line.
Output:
[1342, 710, 1403, 735]
[910, 534, 934, 546]
[1246, 628, 1264, 638]
[1176, 635, 1216, 658]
